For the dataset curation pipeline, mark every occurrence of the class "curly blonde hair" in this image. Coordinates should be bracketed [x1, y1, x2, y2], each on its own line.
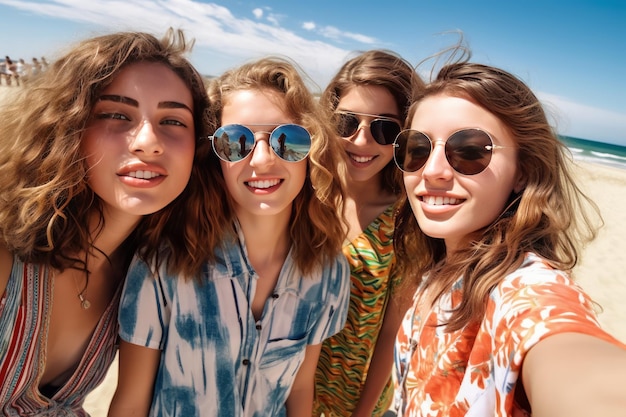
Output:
[394, 60, 602, 331]
[203, 56, 348, 275]
[320, 49, 424, 194]
[0, 28, 211, 271]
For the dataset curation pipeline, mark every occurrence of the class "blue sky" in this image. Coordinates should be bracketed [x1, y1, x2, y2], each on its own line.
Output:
[1, 0, 625, 146]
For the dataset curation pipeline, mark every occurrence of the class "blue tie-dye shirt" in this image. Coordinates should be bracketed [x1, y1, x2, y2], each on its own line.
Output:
[118, 231, 350, 417]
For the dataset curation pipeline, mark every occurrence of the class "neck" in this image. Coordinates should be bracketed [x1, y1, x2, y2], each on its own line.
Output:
[236, 210, 291, 270]
[85, 209, 141, 267]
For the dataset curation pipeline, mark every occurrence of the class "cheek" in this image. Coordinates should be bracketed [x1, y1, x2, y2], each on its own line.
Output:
[378, 144, 394, 163]
[219, 161, 240, 194]
[291, 161, 308, 189]
[178, 140, 197, 171]
[403, 173, 420, 193]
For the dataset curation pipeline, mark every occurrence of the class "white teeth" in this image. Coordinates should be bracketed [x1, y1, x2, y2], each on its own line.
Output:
[422, 195, 459, 206]
[247, 179, 281, 189]
[350, 154, 374, 163]
[128, 170, 161, 179]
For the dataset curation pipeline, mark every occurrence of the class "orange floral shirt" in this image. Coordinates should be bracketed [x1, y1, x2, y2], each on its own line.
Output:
[394, 253, 625, 417]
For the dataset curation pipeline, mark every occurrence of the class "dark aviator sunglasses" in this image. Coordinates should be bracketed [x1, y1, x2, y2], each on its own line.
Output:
[334, 111, 402, 146]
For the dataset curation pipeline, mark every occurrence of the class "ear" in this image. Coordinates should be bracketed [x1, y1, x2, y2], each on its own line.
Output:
[513, 170, 526, 194]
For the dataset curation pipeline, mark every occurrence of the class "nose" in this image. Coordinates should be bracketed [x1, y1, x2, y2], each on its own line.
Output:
[249, 133, 275, 167]
[129, 121, 164, 155]
[421, 140, 453, 180]
[350, 121, 373, 145]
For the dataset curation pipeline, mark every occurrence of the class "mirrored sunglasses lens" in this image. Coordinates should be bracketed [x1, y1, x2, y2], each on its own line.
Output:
[270, 124, 311, 162]
[446, 129, 493, 175]
[394, 130, 431, 172]
[336, 113, 360, 137]
[371, 119, 401, 145]
[212, 125, 254, 162]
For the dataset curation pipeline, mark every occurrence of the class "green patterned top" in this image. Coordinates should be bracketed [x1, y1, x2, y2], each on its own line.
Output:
[314, 203, 399, 417]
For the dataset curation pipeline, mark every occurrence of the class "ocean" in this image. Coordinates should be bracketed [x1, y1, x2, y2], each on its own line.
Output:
[559, 135, 626, 171]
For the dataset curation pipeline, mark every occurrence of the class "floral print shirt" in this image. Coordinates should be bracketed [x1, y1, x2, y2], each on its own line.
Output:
[394, 252, 625, 417]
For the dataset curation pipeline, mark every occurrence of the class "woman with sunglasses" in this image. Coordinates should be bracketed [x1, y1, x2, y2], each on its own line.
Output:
[392, 55, 626, 416]
[313, 50, 424, 417]
[0, 29, 209, 415]
[108, 57, 351, 417]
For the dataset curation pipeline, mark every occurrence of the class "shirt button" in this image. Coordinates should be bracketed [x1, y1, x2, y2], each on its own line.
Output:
[256, 324, 262, 330]
[272, 293, 279, 299]
[242, 359, 250, 365]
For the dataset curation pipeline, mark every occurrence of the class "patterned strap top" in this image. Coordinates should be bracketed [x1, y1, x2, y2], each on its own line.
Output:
[0, 256, 120, 416]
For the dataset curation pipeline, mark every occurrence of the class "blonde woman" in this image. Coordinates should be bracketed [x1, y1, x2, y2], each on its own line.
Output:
[109, 57, 351, 417]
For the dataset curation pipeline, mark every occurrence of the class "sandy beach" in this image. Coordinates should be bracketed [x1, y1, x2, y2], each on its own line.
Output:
[1, 85, 625, 415]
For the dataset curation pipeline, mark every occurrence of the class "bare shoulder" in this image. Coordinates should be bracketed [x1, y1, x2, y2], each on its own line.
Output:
[0, 245, 13, 298]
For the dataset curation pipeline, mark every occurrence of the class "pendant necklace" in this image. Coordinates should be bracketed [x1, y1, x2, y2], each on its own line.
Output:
[73, 269, 91, 310]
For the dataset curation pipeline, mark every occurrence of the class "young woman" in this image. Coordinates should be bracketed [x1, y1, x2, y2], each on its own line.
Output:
[0, 29, 209, 415]
[392, 57, 626, 416]
[108, 57, 351, 417]
[313, 50, 423, 417]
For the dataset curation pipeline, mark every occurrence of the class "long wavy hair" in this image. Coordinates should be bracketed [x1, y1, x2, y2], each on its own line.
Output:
[394, 60, 602, 331]
[320, 49, 424, 194]
[0, 28, 211, 272]
[204, 56, 348, 276]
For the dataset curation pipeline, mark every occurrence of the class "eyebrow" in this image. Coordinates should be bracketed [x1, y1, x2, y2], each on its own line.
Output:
[98, 95, 193, 113]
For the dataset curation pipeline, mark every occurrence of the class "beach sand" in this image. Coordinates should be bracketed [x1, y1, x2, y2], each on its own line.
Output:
[1, 85, 625, 415]
[569, 161, 626, 343]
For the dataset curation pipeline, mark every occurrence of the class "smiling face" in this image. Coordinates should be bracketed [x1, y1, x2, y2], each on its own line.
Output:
[81, 61, 196, 221]
[336, 85, 400, 187]
[219, 89, 307, 220]
[403, 94, 522, 251]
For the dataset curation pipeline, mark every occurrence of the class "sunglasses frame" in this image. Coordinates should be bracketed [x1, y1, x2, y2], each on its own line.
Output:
[208, 123, 312, 163]
[334, 111, 402, 146]
[393, 128, 509, 175]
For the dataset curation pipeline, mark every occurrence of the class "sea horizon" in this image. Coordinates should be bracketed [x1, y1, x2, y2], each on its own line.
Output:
[559, 135, 626, 171]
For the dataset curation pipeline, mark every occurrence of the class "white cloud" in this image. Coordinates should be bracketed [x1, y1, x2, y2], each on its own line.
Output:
[266, 14, 280, 26]
[302, 21, 316, 31]
[538, 92, 626, 145]
[0, 0, 356, 89]
[317, 25, 377, 44]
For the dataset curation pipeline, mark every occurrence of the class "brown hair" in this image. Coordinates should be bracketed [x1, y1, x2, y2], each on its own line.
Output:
[320, 49, 424, 194]
[0, 28, 210, 272]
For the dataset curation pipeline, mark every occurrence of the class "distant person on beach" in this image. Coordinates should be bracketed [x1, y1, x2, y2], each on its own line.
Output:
[313, 50, 424, 417]
[0, 29, 210, 415]
[2, 56, 18, 86]
[108, 57, 351, 417]
[31, 57, 42, 76]
[391, 47, 626, 417]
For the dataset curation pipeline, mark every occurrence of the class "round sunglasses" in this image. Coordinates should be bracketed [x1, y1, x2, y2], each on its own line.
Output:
[334, 111, 401, 145]
[393, 128, 509, 175]
[209, 124, 311, 163]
